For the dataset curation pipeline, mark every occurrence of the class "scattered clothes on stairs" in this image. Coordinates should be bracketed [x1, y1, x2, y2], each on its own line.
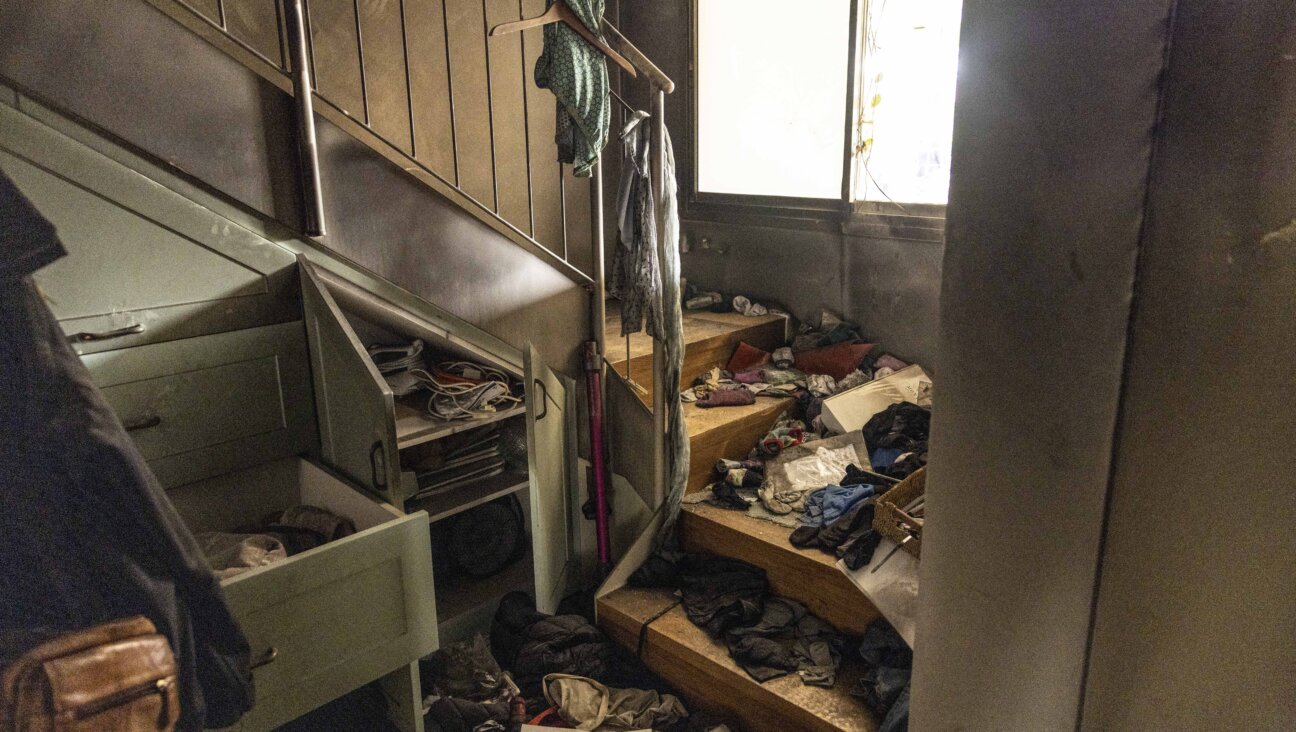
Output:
[725, 597, 844, 687]
[630, 553, 846, 688]
[799, 482, 876, 529]
[757, 431, 869, 518]
[196, 504, 355, 579]
[852, 620, 913, 732]
[862, 401, 931, 479]
[542, 673, 688, 731]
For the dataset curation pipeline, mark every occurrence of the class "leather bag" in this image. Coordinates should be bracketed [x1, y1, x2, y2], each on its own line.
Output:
[0, 617, 178, 731]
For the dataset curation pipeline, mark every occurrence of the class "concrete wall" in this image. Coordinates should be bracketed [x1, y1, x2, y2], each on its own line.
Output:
[915, 1, 1296, 729]
[1081, 1, 1296, 728]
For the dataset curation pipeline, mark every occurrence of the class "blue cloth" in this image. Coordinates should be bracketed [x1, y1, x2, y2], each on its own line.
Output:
[801, 484, 874, 528]
[870, 447, 905, 471]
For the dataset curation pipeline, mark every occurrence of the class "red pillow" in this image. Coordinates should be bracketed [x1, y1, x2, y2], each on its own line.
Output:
[794, 341, 874, 380]
[725, 341, 772, 373]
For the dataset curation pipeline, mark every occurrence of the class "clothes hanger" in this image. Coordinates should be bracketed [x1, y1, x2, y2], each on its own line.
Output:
[489, 0, 638, 79]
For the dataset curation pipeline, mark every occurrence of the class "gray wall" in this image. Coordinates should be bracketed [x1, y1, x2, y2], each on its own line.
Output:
[0, 0, 590, 375]
[619, 0, 944, 367]
[1081, 1, 1296, 728]
[915, 1, 1296, 729]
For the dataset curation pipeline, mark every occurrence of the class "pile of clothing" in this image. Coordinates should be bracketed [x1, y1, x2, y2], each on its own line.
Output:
[630, 553, 847, 689]
[789, 465, 892, 571]
[862, 401, 931, 480]
[423, 593, 696, 731]
[853, 621, 913, 732]
[196, 505, 355, 579]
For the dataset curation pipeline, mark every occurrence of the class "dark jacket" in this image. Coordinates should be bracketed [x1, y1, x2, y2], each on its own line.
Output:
[0, 171, 253, 729]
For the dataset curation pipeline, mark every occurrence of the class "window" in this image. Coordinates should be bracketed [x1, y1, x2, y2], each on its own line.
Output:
[694, 0, 963, 208]
[855, 0, 963, 205]
[696, 0, 852, 200]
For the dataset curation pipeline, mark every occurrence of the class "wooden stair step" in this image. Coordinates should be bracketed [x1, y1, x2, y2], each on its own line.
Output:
[679, 502, 880, 636]
[684, 397, 794, 494]
[606, 307, 786, 403]
[597, 586, 878, 732]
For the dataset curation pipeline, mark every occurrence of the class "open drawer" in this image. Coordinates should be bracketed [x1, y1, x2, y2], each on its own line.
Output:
[167, 457, 438, 731]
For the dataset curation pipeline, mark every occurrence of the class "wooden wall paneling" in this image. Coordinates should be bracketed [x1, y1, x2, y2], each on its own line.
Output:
[307, 0, 367, 121]
[223, 0, 283, 67]
[405, 0, 456, 183]
[356, 0, 413, 153]
[179, 0, 222, 25]
[444, 0, 496, 208]
[521, 0, 565, 255]
[563, 164, 594, 275]
[484, 0, 532, 234]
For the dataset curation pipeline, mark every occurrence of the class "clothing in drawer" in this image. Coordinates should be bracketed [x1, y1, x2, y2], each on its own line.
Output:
[80, 322, 316, 489]
[0, 104, 298, 354]
[167, 458, 438, 732]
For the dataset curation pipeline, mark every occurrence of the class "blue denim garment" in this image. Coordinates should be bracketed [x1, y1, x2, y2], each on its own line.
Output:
[801, 483, 875, 527]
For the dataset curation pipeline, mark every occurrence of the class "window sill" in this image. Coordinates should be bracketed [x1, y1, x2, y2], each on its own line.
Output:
[843, 201, 946, 243]
[682, 195, 947, 243]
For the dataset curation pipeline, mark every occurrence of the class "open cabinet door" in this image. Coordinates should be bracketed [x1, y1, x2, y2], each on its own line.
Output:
[300, 262, 402, 503]
[525, 343, 576, 614]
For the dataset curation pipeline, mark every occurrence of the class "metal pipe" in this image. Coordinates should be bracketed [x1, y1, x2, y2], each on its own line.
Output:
[284, 0, 326, 236]
[589, 158, 613, 572]
[650, 88, 668, 508]
[593, 160, 607, 358]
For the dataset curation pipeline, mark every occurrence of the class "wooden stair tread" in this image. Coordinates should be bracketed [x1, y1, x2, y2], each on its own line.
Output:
[598, 586, 878, 732]
[684, 397, 793, 494]
[604, 305, 786, 366]
[680, 502, 880, 635]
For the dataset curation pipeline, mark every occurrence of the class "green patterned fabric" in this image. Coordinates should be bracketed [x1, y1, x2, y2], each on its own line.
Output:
[535, 0, 610, 177]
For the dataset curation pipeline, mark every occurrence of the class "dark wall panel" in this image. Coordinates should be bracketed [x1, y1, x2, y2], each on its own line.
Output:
[563, 165, 594, 276]
[912, 2, 1174, 728]
[444, 0, 495, 208]
[316, 118, 587, 373]
[521, 0, 564, 255]
[0, 0, 588, 376]
[180, 0, 221, 25]
[224, 0, 283, 67]
[0, 0, 300, 223]
[1081, 1, 1296, 728]
[405, 0, 456, 183]
[357, 0, 413, 154]
[308, 0, 366, 119]
[485, 0, 532, 234]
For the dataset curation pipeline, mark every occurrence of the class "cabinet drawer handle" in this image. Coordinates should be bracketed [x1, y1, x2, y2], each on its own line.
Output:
[533, 379, 548, 421]
[251, 647, 278, 670]
[69, 323, 144, 343]
[123, 415, 162, 432]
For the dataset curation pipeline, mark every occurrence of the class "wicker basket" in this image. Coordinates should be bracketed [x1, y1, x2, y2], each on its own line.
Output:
[873, 467, 926, 559]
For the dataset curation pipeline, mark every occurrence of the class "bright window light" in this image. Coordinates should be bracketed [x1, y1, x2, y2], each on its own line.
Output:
[856, 0, 963, 204]
[696, 0, 851, 199]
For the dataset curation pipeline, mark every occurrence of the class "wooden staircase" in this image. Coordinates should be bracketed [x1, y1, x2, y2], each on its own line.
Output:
[598, 306, 881, 732]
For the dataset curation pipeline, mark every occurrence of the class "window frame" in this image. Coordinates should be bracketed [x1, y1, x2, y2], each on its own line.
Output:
[686, 0, 948, 233]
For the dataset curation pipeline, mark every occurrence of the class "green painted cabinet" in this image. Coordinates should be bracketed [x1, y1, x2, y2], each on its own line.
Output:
[0, 103, 298, 355]
[299, 262, 580, 617]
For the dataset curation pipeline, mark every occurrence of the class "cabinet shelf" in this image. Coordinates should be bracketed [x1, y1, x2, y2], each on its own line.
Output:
[405, 470, 529, 524]
[393, 401, 527, 450]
